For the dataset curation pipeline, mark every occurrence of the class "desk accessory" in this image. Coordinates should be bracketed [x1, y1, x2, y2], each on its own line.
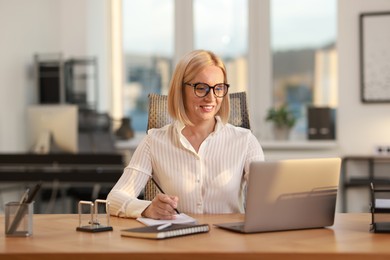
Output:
[76, 199, 113, 232]
[121, 223, 210, 239]
[5, 183, 41, 237]
[5, 202, 34, 237]
[370, 183, 390, 233]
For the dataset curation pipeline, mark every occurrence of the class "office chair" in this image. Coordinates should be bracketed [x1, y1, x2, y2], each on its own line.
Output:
[144, 91, 251, 201]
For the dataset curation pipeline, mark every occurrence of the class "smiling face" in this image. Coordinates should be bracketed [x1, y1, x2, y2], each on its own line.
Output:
[183, 65, 225, 125]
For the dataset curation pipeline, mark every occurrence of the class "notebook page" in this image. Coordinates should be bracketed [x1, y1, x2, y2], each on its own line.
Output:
[136, 213, 197, 226]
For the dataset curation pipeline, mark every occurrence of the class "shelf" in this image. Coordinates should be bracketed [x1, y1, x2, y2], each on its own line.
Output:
[260, 140, 338, 150]
[344, 178, 390, 187]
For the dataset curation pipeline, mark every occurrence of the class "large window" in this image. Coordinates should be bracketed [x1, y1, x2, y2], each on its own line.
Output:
[194, 0, 248, 93]
[119, 0, 337, 139]
[271, 0, 337, 139]
[122, 0, 174, 131]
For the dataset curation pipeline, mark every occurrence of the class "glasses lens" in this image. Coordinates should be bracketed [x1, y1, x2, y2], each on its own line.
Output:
[214, 84, 227, 97]
[194, 83, 209, 97]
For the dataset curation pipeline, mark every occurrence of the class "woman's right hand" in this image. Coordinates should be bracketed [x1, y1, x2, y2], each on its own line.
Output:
[141, 193, 179, 220]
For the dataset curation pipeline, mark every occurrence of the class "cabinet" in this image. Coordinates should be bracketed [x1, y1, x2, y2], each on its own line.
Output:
[65, 57, 98, 110]
[341, 156, 390, 212]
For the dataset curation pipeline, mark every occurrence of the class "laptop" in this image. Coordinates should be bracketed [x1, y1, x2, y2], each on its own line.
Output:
[214, 157, 341, 233]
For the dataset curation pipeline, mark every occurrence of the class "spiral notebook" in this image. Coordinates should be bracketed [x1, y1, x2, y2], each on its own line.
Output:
[121, 223, 210, 239]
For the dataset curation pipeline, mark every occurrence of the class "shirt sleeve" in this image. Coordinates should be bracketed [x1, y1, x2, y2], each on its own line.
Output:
[107, 136, 153, 218]
[243, 132, 265, 181]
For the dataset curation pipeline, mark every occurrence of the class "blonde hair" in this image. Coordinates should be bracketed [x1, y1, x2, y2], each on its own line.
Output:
[168, 50, 230, 126]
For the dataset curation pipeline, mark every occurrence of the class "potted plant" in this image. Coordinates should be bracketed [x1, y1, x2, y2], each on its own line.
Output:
[265, 104, 296, 140]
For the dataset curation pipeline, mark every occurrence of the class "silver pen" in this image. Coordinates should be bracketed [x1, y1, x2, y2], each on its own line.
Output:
[157, 223, 172, 230]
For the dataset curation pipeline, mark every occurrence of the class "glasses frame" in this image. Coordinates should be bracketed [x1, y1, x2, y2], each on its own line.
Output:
[184, 82, 230, 98]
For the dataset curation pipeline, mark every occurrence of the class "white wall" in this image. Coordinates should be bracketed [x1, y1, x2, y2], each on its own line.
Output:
[0, 0, 110, 152]
[0, 0, 60, 152]
[338, 0, 390, 156]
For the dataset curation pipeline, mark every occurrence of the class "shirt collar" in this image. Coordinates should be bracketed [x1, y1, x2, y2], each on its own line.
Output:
[174, 116, 224, 135]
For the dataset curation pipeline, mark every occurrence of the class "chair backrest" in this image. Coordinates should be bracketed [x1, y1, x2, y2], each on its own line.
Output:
[143, 91, 251, 201]
[147, 91, 251, 130]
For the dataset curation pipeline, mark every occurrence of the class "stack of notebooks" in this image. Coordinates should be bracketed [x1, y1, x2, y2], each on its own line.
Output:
[121, 213, 209, 239]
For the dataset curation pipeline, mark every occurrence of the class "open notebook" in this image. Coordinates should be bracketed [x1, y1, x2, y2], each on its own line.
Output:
[136, 213, 197, 226]
[215, 157, 341, 233]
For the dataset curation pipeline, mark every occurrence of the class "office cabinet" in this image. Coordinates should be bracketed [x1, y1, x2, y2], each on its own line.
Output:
[341, 156, 390, 212]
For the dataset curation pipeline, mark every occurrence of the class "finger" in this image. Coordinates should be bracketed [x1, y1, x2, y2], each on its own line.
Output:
[150, 206, 176, 220]
[152, 195, 177, 216]
[158, 194, 178, 210]
[169, 195, 179, 204]
[155, 200, 177, 215]
[169, 195, 179, 213]
[143, 202, 175, 220]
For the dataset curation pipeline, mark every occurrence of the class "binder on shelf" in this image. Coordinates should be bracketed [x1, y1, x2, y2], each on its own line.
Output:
[121, 223, 210, 239]
[35, 53, 65, 104]
[307, 106, 336, 140]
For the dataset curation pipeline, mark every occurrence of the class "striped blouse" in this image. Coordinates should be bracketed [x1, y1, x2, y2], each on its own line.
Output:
[107, 117, 264, 218]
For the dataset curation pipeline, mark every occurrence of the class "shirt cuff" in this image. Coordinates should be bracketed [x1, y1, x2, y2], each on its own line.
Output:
[125, 199, 152, 218]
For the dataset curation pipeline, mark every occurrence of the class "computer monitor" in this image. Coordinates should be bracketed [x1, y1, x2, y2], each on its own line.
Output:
[27, 105, 78, 154]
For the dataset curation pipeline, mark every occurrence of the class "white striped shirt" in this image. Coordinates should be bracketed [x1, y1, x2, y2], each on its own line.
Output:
[107, 117, 264, 218]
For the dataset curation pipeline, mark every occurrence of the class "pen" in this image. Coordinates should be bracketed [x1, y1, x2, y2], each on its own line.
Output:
[19, 188, 30, 204]
[25, 182, 42, 203]
[151, 178, 180, 214]
[157, 223, 172, 230]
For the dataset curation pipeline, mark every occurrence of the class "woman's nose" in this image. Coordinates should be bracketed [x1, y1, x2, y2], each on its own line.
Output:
[204, 90, 216, 101]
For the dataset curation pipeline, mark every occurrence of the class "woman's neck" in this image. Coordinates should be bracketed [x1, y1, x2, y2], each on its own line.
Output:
[181, 118, 216, 152]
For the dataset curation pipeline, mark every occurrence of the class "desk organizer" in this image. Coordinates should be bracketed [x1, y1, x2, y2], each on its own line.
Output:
[370, 183, 390, 233]
[5, 201, 34, 237]
[76, 199, 113, 232]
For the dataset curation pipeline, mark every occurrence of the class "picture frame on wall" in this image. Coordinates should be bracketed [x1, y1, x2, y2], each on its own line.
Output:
[359, 11, 390, 103]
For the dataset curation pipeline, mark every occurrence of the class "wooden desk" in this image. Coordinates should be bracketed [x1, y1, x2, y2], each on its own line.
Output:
[1, 213, 390, 260]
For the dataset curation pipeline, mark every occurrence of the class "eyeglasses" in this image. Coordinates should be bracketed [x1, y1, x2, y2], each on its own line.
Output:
[184, 82, 229, 98]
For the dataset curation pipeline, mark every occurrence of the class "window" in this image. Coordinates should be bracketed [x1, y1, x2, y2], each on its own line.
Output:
[271, 0, 337, 139]
[122, 0, 174, 131]
[117, 0, 337, 140]
[194, 0, 248, 93]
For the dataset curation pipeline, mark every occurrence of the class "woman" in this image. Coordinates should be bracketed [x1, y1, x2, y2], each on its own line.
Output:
[107, 50, 264, 219]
